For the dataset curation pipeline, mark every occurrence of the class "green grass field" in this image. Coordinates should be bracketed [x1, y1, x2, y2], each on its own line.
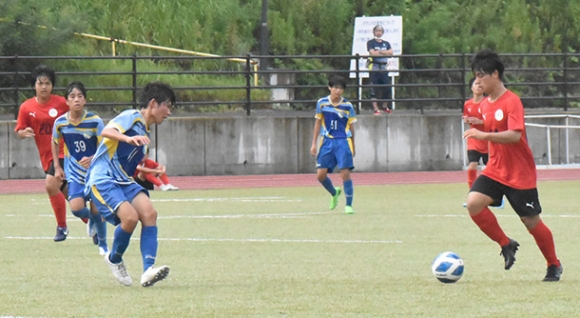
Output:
[1, 181, 579, 317]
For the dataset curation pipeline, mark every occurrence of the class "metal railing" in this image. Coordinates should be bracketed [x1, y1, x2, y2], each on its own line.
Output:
[462, 114, 580, 168]
[1, 53, 580, 118]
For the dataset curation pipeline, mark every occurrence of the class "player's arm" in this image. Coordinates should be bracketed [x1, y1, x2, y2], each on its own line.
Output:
[350, 123, 356, 157]
[136, 164, 160, 174]
[15, 104, 35, 139]
[310, 118, 322, 156]
[17, 127, 35, 139]
[78, 155, 94, 169]
[463, 116, 484, 125]
[101, 126, 150, 146]
[51, 137, 65, 180]
[463, 129, 521, 144]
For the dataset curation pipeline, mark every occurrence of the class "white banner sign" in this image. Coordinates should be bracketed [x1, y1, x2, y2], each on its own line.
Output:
[350, 16, 403, 78]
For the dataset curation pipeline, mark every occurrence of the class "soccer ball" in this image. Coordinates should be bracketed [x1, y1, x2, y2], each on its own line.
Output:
[431, 251, 464, 283]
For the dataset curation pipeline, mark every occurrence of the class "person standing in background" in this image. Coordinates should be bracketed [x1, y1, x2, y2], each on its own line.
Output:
[367, 25, 393, 115]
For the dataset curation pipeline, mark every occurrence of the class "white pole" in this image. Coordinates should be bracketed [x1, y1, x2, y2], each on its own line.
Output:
[358, 76, 363, 113]
[391, 75, 396, 110]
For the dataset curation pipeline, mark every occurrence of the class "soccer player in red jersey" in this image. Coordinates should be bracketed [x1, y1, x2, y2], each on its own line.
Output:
[463, 49, 562, 282]
[15, 65, 70, 242]
[462, 77, 488, 188]
[134, 157, 179, 191]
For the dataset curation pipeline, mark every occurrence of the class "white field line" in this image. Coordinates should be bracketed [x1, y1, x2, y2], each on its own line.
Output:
[152, 197, 302, 203]
[6, 211, 328, 219]
[24, 196, 302, 206]
[158, 211, 329, 219]
[416, 214, 580, 218]
[3, 236, 402, 244]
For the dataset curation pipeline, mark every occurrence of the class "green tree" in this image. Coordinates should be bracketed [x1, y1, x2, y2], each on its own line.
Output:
[0, 0, 85, 102]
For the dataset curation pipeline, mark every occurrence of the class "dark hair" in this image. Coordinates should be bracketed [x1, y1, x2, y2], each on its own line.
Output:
[468, 77, 476, 88]
[139, 81, 176, 109]
[30, 65, 56, 87]
[65, 81, 87, 98]
[470, 49, 504, 81]
[328, 75, 347, 89]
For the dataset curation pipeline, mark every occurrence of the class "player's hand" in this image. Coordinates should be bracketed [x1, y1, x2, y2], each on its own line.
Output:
[310, 145, 317, 156]
[54, 166, 65, 181]
[78, 156, 92, 168]
[127, 136, 150, 146]
[463, 116, 483, 125]
[463, 128, 484, 140]
[158, 164, 166, 174]
[21, 127, 35, 138]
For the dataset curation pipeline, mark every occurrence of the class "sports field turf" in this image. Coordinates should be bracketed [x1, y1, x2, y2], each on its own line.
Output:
[1, 180, 579, 317]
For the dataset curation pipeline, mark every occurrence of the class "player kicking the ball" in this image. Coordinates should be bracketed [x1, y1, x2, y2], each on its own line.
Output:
[86, 82, 174, 287]
[463, 49, 562, 282]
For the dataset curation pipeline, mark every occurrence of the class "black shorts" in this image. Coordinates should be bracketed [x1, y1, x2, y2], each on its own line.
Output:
[471, 175, 541, 217]
[467, 150, 488, 165]
[134, 175, 154, 190]
[45, 159, 68, 191]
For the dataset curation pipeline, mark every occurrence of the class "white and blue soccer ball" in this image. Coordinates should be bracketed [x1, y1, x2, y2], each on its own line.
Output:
[431, 251, 464, 283]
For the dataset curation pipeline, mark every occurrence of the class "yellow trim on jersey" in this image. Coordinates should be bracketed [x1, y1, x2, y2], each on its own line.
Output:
[103, 137, 119, 159]
[91, 185, 115, 214]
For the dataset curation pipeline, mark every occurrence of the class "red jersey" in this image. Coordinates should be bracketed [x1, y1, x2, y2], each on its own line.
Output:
[134, 158, 160, 178]
[15, 95, 68, 171]
[463, 98, 488, 154]
[480, 90, 536, 189]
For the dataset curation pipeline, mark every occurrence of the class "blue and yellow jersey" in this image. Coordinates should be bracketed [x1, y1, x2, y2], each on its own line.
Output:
[52, 110, 104, 184]
[315, 96, 357, 139]
[87, 109, 148, 185]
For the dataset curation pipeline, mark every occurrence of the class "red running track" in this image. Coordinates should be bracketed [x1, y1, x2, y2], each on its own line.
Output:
[0, 169, 578, 194]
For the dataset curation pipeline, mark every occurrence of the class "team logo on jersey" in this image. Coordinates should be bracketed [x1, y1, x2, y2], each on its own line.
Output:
[494, 109, 504, 121]
[29, 112, 36, 117]
[48, 108, 58, 117]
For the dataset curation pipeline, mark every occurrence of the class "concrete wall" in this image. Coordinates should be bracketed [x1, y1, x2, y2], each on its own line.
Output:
[2, 114, 577, 179]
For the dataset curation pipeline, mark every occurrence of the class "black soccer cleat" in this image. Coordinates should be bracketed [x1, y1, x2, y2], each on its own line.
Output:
[500, 239, 520, 270]
[543, 262, 563, 282]
[54, 226, 68, 242]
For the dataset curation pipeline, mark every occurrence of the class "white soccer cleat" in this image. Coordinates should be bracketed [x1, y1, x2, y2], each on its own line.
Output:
[99, 246, 109, 256]
[159, 184, 171, 191]
[141, 265, 170, 287]
[167, 184, 179, 191]
[87, 220, 96, 237]
[104, 252, 132, 286]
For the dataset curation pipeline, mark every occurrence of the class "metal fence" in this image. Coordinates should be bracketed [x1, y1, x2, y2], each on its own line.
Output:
[1, 53, 580, 118]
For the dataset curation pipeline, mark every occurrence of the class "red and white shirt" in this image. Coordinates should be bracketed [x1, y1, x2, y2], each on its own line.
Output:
[15, 95, 68, 171]
[480, 90, 536, 189]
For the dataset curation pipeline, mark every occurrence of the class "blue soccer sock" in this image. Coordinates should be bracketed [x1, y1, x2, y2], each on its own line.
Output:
[109, 226, 132, 264]
[140, 225, 159, 271]
[344, 179, 354, 206]
[71, 207, 91, 219]
[91, 213, 107, 248]
[320, 177, 336, 196]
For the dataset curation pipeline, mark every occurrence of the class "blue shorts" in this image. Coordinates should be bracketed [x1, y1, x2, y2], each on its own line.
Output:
[316, 138, 354, 172]
[89, 182, 149, 226]
[67, 181, 89, 201]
